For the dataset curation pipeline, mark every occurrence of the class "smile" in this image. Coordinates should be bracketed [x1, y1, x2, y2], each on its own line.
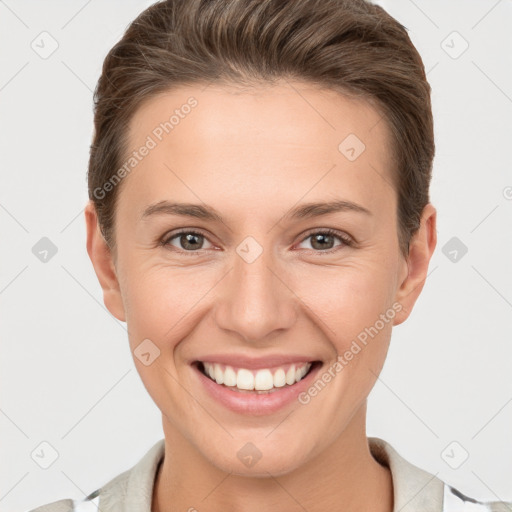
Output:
[198, 361, 314, 393]
[191, 358, 323, 415]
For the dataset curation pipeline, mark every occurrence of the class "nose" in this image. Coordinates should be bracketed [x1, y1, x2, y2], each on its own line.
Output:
[213, 242, 298, 343]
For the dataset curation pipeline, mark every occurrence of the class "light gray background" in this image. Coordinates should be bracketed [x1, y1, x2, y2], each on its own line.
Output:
[1, 1, 511, 510]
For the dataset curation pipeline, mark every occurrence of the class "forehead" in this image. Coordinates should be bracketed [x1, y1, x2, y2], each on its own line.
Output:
[120, 80, 395, 216]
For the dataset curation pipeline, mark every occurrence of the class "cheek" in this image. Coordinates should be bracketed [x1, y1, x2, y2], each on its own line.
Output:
[292, 260, 397, 395]
[298, 261, 396, 339]
[121, 264, 217, 349]
[120, 246, 398, 359]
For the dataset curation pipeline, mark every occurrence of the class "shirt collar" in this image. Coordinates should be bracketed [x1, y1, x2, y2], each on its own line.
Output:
[97, 436, 445, 512]
[368, 436, 444, 511]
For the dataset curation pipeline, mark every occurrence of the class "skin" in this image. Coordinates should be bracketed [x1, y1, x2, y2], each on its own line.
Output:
[85, 80, 437, 512]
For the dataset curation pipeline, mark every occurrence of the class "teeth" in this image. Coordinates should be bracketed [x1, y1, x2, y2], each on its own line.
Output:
[237, 369, 254, 390]
[296, 365, 307, 383]
[273, 368, 286, 387]
[214, 364, 224, 385]
[254, 369, 273, 391]
[202, 362, 312, 391]
[224, 366, 237, 387]
[285, 365, 296, 385]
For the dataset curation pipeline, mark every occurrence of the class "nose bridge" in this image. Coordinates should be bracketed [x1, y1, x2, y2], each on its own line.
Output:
[214, 237, 297, 342]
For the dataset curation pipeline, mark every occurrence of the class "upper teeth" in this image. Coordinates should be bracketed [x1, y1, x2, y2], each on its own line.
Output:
[202, 362, 312, 391]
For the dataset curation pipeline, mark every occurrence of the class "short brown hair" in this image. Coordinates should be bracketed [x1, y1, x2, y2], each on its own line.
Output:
[88, 0, 434, 259]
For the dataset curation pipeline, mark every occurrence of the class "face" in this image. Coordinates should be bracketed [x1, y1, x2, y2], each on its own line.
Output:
[86, 80, 436, 477]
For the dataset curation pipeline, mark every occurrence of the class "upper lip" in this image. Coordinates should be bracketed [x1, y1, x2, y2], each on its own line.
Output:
[192, 354, 320, 369]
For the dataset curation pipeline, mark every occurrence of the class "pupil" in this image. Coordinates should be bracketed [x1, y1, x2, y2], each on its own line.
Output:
[182, 233, 202, 250]
[312, 234, 333, 250]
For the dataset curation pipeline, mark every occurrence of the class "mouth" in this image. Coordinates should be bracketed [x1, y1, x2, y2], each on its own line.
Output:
[193, 360, 322, 394]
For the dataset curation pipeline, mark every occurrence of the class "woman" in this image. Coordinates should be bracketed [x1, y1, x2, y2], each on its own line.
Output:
[29, 0, 511, 510]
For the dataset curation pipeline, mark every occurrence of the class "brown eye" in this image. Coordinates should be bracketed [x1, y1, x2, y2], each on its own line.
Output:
[311, 233, 336, 250]
[297, 229, 353, 252]
[163, 230, 214, 252]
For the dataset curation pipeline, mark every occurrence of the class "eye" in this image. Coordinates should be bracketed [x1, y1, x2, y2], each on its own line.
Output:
[296, 228, 354, 252]
[160, 227, 354, 254]
[161, 229, 215, 252]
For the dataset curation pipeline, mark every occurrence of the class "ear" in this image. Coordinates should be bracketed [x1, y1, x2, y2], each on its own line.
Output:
[85, 200, 126, 322]
[393, 203, 437, 326]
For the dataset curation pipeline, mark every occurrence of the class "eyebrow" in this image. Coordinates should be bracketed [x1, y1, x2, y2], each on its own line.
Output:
[283, 199, 372, 220]
[140, 199, 372, 223]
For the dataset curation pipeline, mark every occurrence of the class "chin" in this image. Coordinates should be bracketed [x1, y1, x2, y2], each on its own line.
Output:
[199, 435, 315, 478]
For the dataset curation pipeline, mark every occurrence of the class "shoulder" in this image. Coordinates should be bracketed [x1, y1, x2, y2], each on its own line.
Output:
[26, 499, 74, 512]
[444, 484, 512, 512]
[368, 436, 512, 512]
[26, 491, 100, 512]
[26, 439, 164, 512]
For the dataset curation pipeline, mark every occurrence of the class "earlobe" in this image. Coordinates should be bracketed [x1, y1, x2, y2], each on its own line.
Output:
[392, 203, 437, 326]
[84, 200, 126, 322]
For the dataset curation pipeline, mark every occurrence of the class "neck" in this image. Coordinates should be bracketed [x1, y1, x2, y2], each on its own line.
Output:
[152, 404, 393, 512]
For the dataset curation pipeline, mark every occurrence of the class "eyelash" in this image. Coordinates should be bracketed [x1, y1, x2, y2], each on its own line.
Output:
[160, 228, 354, 255]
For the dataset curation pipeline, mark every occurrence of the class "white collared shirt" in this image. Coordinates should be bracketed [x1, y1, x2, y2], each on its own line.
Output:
[28, 437, 511, 512]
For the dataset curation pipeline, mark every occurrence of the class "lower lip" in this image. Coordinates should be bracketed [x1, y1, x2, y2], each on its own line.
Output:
[193, 362, 322, 416]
